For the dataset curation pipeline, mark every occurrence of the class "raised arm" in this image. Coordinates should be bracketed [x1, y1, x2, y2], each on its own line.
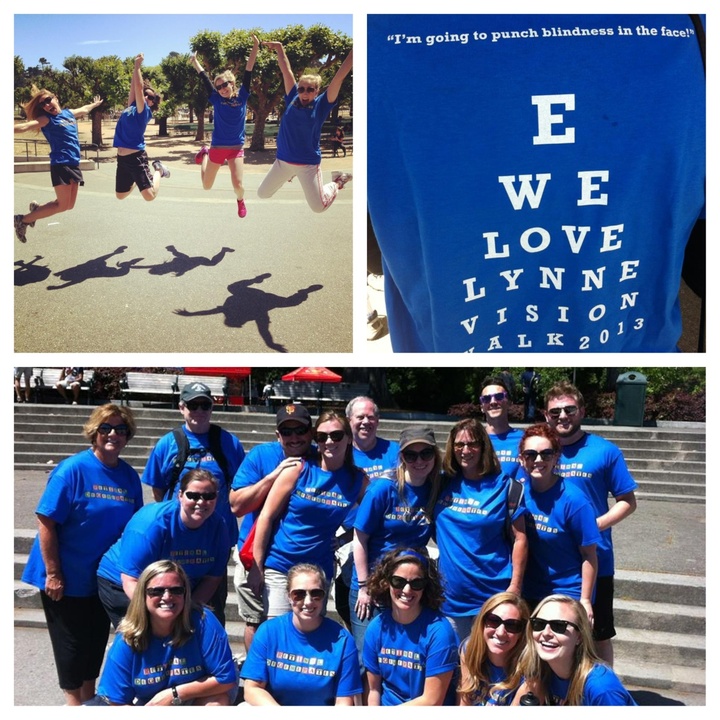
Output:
[70, 95, 103, 119]
[246, 34, 260, 73]
[326, 47, 353, 104]
[189, 50, 205, 75]
[130, 53, 145, 110]
[262, 41, 296, 96]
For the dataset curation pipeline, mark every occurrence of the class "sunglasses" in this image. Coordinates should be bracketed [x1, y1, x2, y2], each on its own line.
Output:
[530, 617, 580, 634]
[146, 585, 185, 598]
[316, 430, 346, 443]
[453, 440, 481, 451]
[521, 449, 557, 462]
[547, 405, 579, 419]
[185, 400, 212, 411]
[480, 392, 508, 404]
[40, 96, 56, 106]
[389, 575, 427, 591]
[297, 86, 317, 94]
[289, 588, 326, 602]
[278, 425, 309, 437]
[184, 491, 217, 501]
[402, 447, 435, 463]
[98, 423, 129, 436]
[484, 612, 526, 634]
[215, 80, 231, 90]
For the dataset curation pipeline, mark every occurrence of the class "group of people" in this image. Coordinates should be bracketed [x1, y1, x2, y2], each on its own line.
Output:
[21, 377, 639, 705]
[14, 39, 353, 243]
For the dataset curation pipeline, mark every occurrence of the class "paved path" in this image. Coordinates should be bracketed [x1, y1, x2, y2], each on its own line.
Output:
[14, 133, 353, 353]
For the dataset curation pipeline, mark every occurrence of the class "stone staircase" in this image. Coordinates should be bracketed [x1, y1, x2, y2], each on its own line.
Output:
[13, 404, 706, 704]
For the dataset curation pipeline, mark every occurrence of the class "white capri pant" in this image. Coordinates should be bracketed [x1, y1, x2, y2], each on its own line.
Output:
[257, 159, 339, 213]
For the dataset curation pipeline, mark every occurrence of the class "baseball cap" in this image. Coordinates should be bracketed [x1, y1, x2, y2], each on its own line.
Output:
[276, 403, 311, 428]
[399, 426, 437, 451]
[180, 382, 213, 403]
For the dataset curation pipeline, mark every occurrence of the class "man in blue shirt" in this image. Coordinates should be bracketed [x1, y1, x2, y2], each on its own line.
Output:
[480, 375, 523, 477]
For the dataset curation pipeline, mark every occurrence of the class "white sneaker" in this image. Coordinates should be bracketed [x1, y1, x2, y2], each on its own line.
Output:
[331, 171, 353, 190]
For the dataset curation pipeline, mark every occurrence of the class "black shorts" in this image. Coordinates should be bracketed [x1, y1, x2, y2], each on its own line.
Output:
[116, 150, 153, 193]
[50, 164, 84, 187]
[592, 575, 616, 641]
[40, 591, 110, 690]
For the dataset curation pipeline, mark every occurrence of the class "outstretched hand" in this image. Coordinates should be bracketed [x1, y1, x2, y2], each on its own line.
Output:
[134, 53, 144, 67]
[262, 40, 284, 52]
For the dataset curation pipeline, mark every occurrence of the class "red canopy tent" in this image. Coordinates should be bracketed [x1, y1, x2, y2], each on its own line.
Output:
[281, 367, 343, 383]
[182, 368, 253, 405]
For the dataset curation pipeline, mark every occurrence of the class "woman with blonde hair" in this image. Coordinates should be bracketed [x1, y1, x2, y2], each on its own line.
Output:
[457, 592, 529, 705]
[433, 417, 528, 643]
[92, 560, 237, 705]
[189, 34, 259, 219]
[351, 425, 442, 658]
[512, 594, 636, 705]
[21, 403, 143, 705]
[14, 86, 103, 242]
[258, 41, 353, 212]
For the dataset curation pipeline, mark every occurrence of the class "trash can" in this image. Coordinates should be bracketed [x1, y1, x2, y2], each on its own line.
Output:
[614, 371, 647, 426]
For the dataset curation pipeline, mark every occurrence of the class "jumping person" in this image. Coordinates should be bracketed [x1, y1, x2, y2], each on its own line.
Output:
[258, 42, 353, 213]
[14, 87, 103, 242]
[189, 34, 259, 219]
[114, 53, 170, 202]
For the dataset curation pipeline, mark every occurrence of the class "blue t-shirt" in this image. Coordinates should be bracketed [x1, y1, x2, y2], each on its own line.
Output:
[277, 89, 337, 165]
[352, 477, 432, 590]
[368, 14, 705, 352]
[113, 101, 153, 150]
[557, 432, 638, 576]
[142, 426, 244, 548]
[209, 86, 250, 147]
[352, 438, 401, 480]
[265, 462, 364, 581]
[22, 449, 143, 597]
[41, 109, 81, 165]
[522, 477, 601, 600]
[433, 471, 525, 616]
[459, 638, 517, 706]
[241, 612, 362, 705]
[97, 608, 237, 705]
[548, 663, 637, 705]
[489, 428, 524, 477]
[363, 607, 459, 705]
[97, 500, 229, 587]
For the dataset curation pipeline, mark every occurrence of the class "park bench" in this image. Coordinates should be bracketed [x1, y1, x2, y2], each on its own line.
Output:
[34, 368, 95, 404]
[120, 372, 179, 407]
[176, 374, 229, 410]
[269, 381, 369, 411]
[320, 133, 353, 157]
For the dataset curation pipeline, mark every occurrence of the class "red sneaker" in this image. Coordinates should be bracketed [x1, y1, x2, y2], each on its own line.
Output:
[237, 198, 247, 218]
[195, 145, 209, 165]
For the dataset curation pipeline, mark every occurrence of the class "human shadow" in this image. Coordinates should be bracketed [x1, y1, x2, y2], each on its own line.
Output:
[173, 273, 323, 353]
[15, 255, 52, 286]
[46, 246, 144, 290]
[130, 245, 235, 277]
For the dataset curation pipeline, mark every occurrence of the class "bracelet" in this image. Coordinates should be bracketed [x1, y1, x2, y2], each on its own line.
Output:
[358, 581, 367, 587]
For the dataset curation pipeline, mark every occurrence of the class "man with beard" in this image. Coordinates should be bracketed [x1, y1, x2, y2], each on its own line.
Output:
[544, 380, 638, 666]
[479, 375, 523, 477]
[230, 403, 315, 649]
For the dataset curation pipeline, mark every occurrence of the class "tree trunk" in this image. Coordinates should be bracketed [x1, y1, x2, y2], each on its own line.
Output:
[194, 109, 205, 143]
[91, 112, 103, 147]
[157, 117, 168, 137]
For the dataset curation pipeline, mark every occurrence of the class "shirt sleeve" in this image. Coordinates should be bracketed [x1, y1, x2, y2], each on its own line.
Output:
[195, 609, 239, 686]
[335, 629, 363, 698]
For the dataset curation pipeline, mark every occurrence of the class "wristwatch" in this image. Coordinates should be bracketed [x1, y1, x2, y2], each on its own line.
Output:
[171, 686, 182, 706]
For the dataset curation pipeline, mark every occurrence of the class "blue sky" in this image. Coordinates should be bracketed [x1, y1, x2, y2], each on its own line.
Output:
[14, 14, 353, 69]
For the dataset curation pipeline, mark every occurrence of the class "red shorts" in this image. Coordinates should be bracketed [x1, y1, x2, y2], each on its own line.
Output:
[209, 147, 245, 164]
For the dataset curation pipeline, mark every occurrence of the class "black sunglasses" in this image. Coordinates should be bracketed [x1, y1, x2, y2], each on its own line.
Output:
[521, 449, 557, 462]
[278, 425, 309, 437]
[402, 447, 435, 463]
[297, 86, 317, 94]
[484, 612, 526, 634]
[530, 617, 580, 634]
[215, 80, 231, 90]
[146, 585, 185, 598]
[547, 405, 579, 419]
[453, 440, 481, 451]
[98, 423, 129, 436]
[389, 575, 427, 591]
[186, 400, 212, 411]
[184, 491, 217, 501]
[316, 430, 346, 443]
[480, 392, 508, 404]
[290, 588, 326, 602]
[40, 95, 56, 106]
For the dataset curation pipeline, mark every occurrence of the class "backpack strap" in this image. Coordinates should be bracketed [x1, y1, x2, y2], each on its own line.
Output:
[167, 426, 190, 499]
[505, 477, 525, 544]
[207, 424, 231, 493]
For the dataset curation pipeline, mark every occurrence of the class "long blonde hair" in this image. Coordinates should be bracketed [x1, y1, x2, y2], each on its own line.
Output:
[22, 85, 57, 122]
[515, 594, 601, 706]
[458, 592, 529, 705]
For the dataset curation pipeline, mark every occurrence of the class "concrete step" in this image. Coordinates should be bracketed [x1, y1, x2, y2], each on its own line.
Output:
[614, 597, 705, 635]
[614, 626, 705, 668]
[618, 658, 706, 699]
[615, 569, 705, 607]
